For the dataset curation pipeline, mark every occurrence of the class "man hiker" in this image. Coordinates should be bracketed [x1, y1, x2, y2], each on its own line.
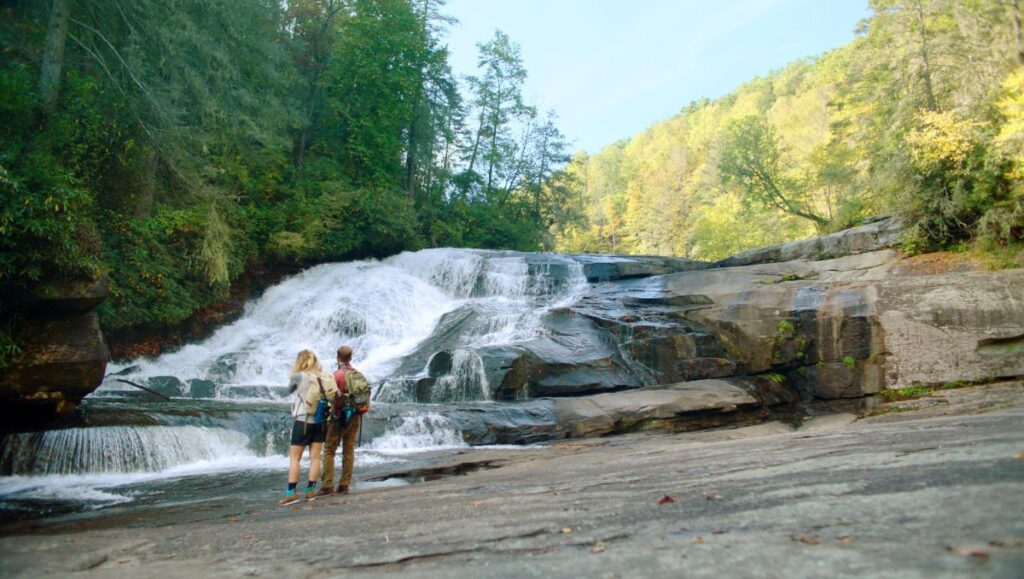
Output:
[318, 345, 364, 495]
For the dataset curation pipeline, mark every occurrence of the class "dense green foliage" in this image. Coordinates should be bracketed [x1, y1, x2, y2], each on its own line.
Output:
[3, 0, 1022, 369]
[554, 0, 1024, 261]
[0, 0, 572, 363]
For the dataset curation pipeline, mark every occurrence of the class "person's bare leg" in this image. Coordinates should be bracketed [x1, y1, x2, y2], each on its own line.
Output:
[309, 442, 323, 483]
[288, 444, 303, 484]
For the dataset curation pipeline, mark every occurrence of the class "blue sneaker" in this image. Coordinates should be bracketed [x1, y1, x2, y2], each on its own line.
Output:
[278, 489, 300, 506]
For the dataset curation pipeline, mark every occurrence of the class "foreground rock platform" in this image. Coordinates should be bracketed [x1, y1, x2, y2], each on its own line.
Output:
[2, 382, 1021, 578]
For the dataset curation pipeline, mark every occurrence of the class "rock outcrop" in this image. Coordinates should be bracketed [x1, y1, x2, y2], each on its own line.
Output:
[714, 215, 903, 267]
[0, 276, 110, 432]
[461, 225, 1022, 413]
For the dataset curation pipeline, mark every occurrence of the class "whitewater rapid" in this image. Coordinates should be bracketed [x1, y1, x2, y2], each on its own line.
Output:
[0, 249, 587, 512]
[102, 248, 586, 393]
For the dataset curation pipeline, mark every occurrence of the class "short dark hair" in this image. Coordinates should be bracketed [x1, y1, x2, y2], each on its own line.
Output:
[337, 345, 353, 363]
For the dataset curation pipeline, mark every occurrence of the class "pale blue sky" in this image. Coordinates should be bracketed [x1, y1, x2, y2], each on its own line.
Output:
[443, 0, 870, 153]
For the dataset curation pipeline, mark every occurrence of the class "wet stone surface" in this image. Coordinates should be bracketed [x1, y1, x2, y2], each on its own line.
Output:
[1, 384, 1021, 578]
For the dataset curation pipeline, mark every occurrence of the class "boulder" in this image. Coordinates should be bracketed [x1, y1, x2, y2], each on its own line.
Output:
[0, 311, 108, 401]
[714, 215, 902, 267]
[147, 376, 186, 397]
[187, 379, 217, 398]
[571, 254, 709, 283]
[553, 379, 761, 438]
[490, 310, 645, 400]
[29, 275, 110, 313]
[0, 311, 109, 432]
[874, 271, 1024, 387]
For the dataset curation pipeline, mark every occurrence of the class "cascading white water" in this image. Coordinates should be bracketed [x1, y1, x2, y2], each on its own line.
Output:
[431, 350, 489, 402]
[1, 426, 255, 476]
[0, 249, 589, 512]
[364, 413, 467, 453]
[101, 248, 587, 399]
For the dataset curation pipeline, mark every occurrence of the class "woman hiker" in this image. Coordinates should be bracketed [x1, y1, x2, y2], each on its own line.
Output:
[279, 349, 338, 506]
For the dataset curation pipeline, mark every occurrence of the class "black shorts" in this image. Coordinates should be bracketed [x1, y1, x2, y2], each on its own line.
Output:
[290, 420, 326, 446]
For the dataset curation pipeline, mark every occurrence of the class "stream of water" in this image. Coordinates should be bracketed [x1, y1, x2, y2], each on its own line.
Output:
[0, 249, 587, 520]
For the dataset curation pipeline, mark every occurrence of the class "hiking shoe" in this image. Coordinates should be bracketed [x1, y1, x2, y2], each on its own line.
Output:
[339, 484, 350, 494]
[305, 487, 319, 501]
[278, 490, 300, 506]
[315, 486, 335, 497]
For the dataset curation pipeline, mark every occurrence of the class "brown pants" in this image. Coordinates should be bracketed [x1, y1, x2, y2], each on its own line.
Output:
[321, 415, 361, 488]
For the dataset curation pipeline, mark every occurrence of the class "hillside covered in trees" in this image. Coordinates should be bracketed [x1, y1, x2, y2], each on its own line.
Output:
[0, 0, 573, 363]
[1, 0, 1022, 368]
[554, 0, 1023, 261]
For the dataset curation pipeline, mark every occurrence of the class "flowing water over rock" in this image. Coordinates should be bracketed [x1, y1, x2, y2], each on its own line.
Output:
[0, 249, 590, 518]
[7, 235, 1019, 523]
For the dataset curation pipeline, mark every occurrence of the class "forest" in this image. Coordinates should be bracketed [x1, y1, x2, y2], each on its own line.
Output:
[1, 0, 1022, 368]
[0, 0, 572, 364]
[554, 0, 1023, 262]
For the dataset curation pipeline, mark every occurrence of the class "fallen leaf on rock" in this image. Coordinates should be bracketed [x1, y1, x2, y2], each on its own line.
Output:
[243, 534, 255, 540]
[562, 527, 573, 534]
[711, 529, 728, 535]
[838, 535, 854, 543]
[472, 500, 484, 507]
[227, 517, 237, 523]
[658, 495, 677, 504]
[949, 546, 990, 559]
[796, 535, 820, 545]
[689, 536, 705, 544]
[1015, 451, 1024, 460]
[591, 542, 606, 554]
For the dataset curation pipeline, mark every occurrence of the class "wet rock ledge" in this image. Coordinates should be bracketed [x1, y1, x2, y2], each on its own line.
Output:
[0, 276, 110, 433]
[410, 216, 1023, 440]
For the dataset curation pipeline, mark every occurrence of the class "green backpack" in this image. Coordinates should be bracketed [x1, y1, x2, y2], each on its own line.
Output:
[336, 368, 371, 415]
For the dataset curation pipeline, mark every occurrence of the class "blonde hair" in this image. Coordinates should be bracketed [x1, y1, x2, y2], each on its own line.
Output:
[291, 349, 322, 374]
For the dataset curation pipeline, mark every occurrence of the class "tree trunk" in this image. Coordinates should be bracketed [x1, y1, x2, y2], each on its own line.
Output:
[404, 0, 432, 199]
[1013, 0, 1024, 65]
[534, 131, 549, 219]
[404, 96, 421, 199]
[39, 0, 71, 114]
[485, 87, 503, 194]
[466, 111, 484, 176]
[913, 0, 939, 111]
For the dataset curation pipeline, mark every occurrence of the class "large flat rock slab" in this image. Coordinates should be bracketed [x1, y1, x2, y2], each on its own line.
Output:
[553, 380, 759, 437]
[714, 215, 903, 267]
[1, 384, 1021, 578]
[876, 270, 1024, 387]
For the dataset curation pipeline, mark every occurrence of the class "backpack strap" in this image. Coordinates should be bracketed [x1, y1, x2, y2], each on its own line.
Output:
[336, 368, 348, 395]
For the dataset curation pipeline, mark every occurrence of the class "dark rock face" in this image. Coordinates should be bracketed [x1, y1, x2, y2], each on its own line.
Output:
[1, 277, 110, 432]
[570, 254, 710, 282]
[186, 379, 217, 398]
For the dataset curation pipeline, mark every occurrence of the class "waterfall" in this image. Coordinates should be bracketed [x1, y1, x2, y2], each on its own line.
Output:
[101, 248, 587, 400]
[431, 350, 490, 402]
[0, 426, 256, 476]
[365, 413, 467, 453]
[1, 249, 589, 512]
